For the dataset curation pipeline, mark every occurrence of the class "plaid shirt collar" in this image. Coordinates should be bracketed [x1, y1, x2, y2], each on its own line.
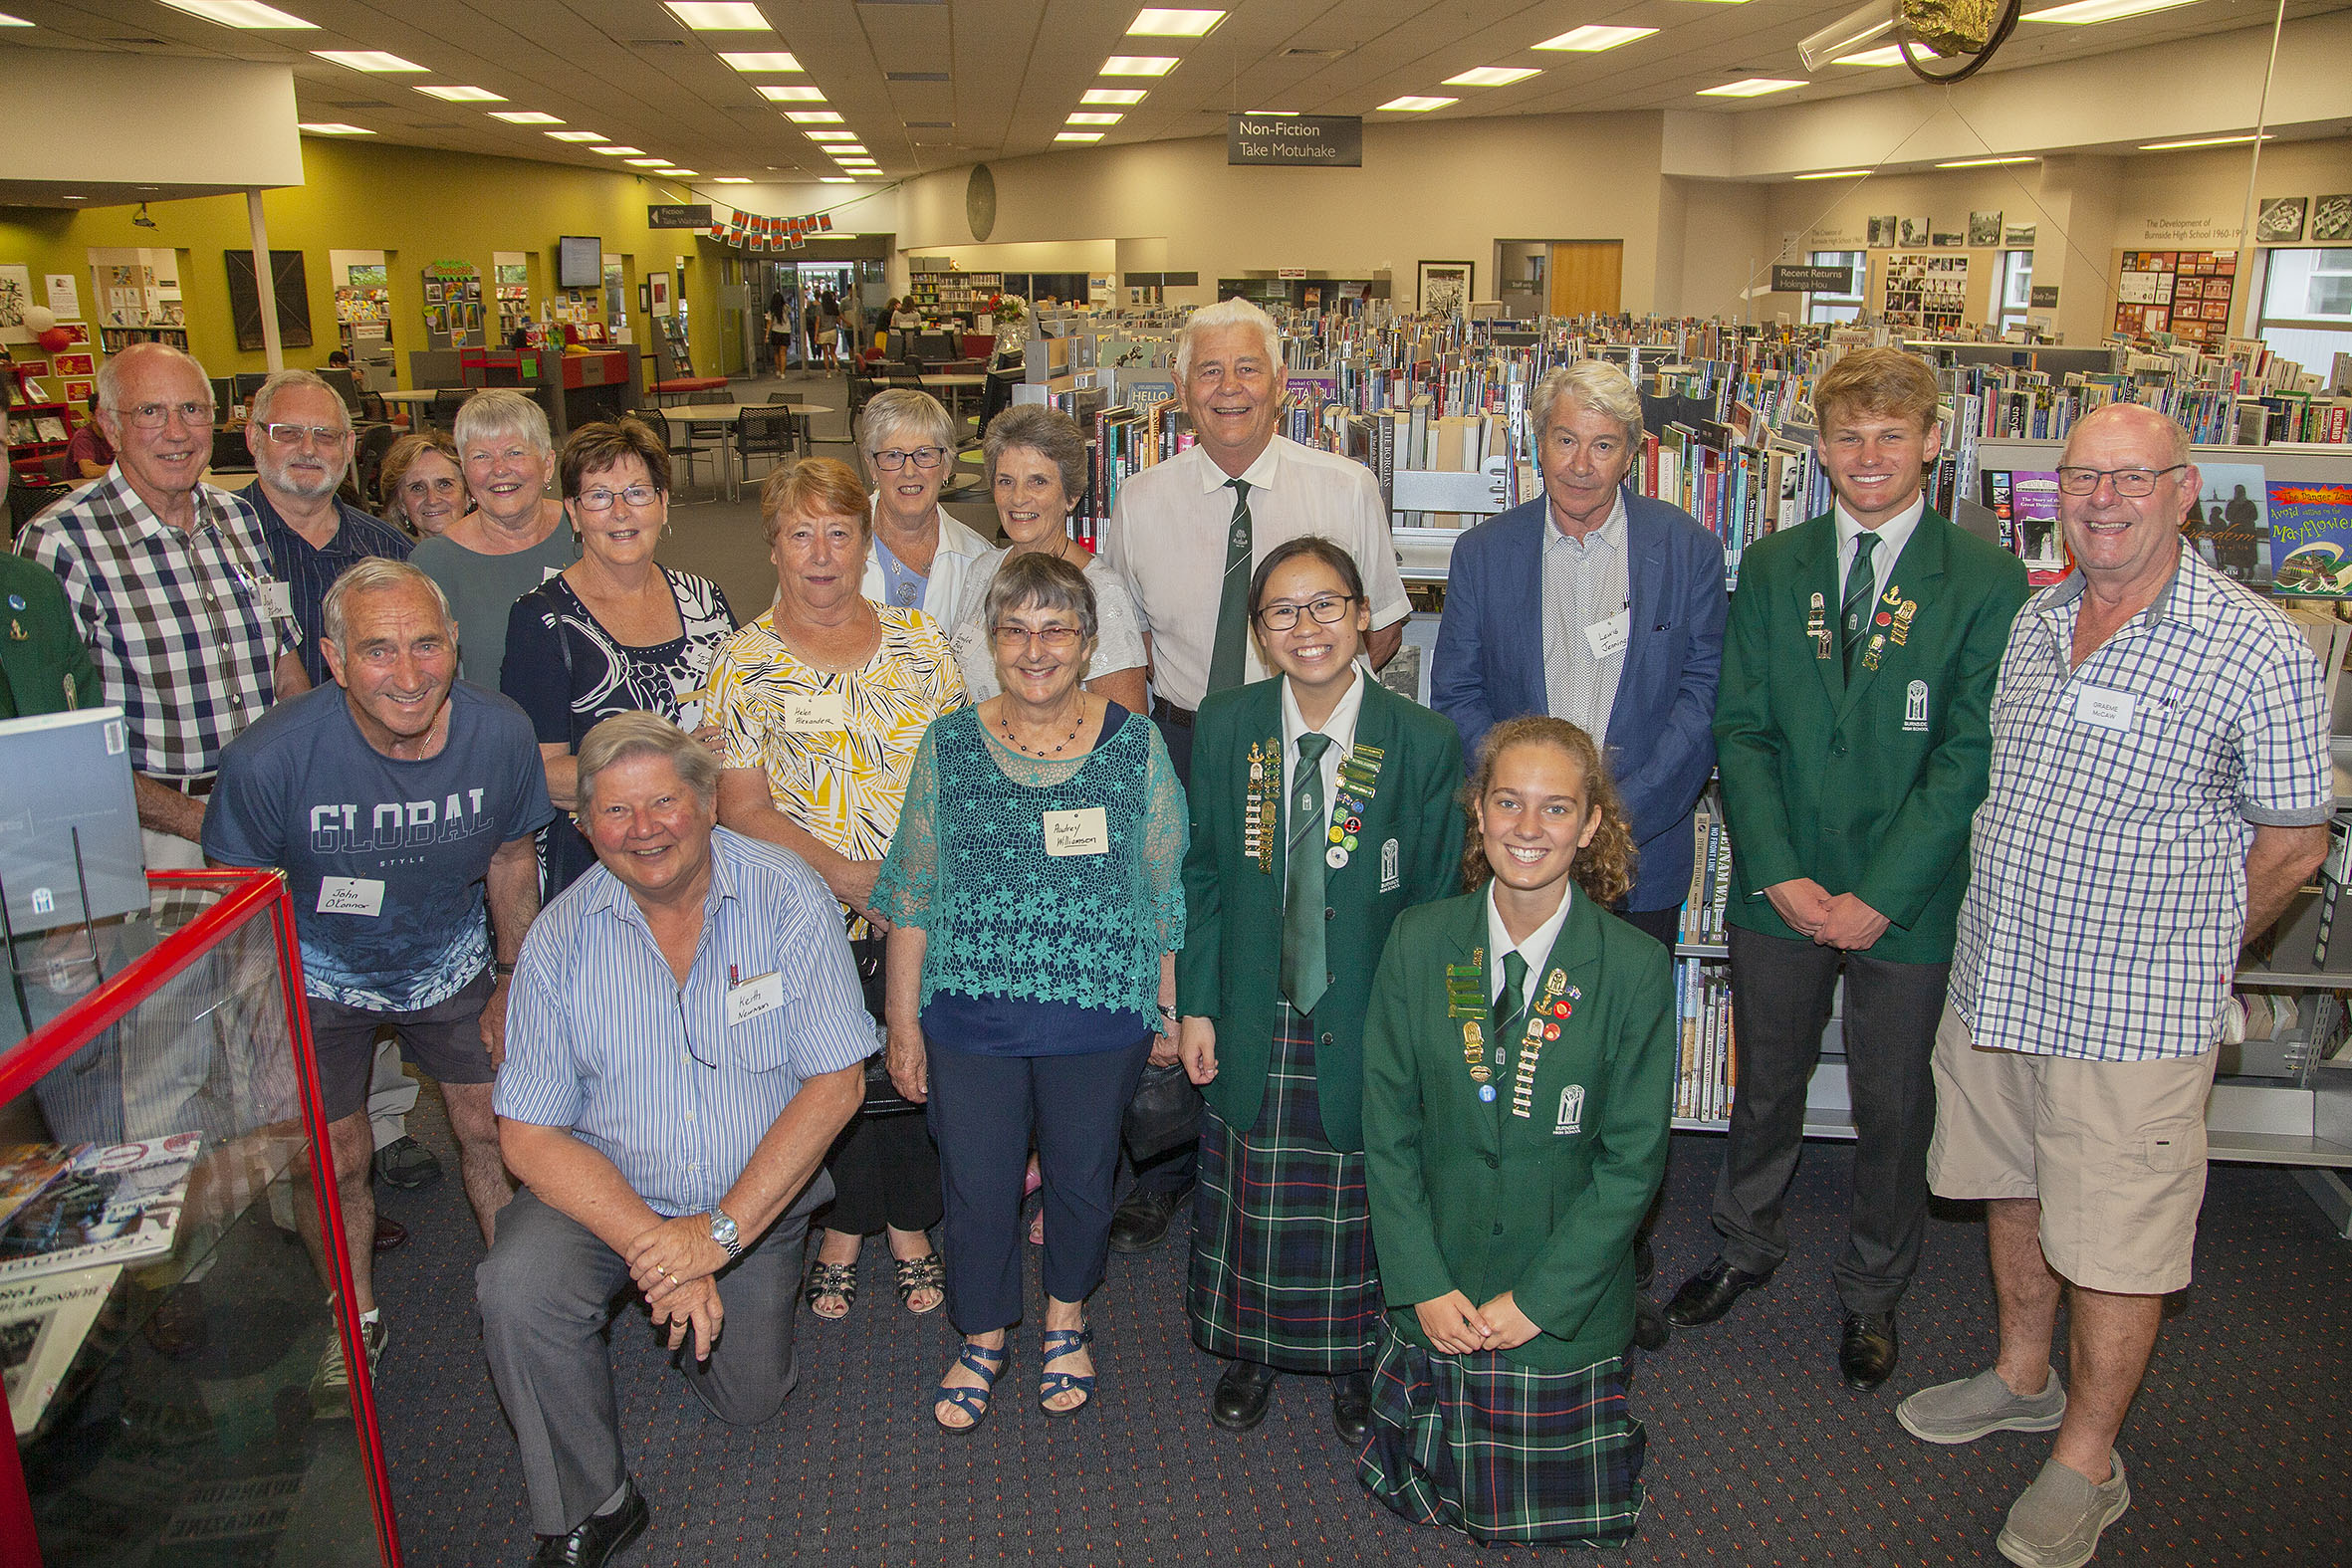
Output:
[2032, 547, 2214, 647]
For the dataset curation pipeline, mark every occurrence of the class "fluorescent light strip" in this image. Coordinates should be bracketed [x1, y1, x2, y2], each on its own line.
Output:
[416, 84, 504, 101]
[718, 51, 801, 70]
[821, 176, 854, 183]
[1534, 25, 1656, 51]
[547, 130, 607, 142]
[1067, 112, 1123, 124]
[1126, 7, 1223, 36]
[312, 49, 425, 71]
[806, 129, 854, 140]
[1376, 96, 1456, 112]
[626, 157, 671, 166]
[490, 111, 563, 123]
[1082, 88, 1148, 105]
[1834, 44, 1906, 65]
[1698, 78, 1804, 97]
[1444, 66, 1539, 87]
[299, 121, 374, 133]
[591, 145, 644, 155]
[0, 9, 34, 21]
[663, 1, 770, 29]
[786, 110, 843, 123]
[1245, 109, 1297, 116]
[2139, 132, 2272, 150]
[1055, 132, 1103, 142]
[757, 85, 826, 102]
[656, 169, 696, 177]
[1795, 169, 1870, 179]
[1100, 55, 1180, 76]
[831, 147, 870, 157]
[2026, 0, 2199, 22]
[1936, 154, 2037, 167]
[713, 176, 751, 183]
[159, 0, 315, 26]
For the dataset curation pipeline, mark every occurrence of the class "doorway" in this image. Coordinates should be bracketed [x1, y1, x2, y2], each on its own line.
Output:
[1548, 241, 1624, 318]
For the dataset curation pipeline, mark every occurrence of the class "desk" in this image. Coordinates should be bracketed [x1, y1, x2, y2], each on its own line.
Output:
[659, 403, 834, 500]
[921, 372, 988, 421]
[648, 375, 730, 406]
[379, 388, 462, 430]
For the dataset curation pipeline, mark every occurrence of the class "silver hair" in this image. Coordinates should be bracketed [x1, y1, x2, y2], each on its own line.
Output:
[1175, 298, 1284, 384]
[453, 386, 553, 457]
[981, 405, 1088, 503]
[982, 551, 1098, 647]
[576, 711, 721, 811]
[249, 368, 350, 434]
[96, 340, 213, 415]
[860, 387, 957, 457]
[1529, 360, 1644, 450]
[322, 559, 455, 649]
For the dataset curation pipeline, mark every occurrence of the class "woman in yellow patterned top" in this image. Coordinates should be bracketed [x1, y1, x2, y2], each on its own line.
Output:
[712, 456, 966, 1319]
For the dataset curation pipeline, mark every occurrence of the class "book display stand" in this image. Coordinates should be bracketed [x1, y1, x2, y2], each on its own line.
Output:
[0, 871, 398, 1567]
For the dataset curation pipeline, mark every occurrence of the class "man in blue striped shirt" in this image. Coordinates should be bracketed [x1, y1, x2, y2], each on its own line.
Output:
[482, 713, 868, 1568]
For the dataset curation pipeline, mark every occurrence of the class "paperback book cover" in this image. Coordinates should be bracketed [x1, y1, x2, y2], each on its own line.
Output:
[0, 1144, 75, 1232]
[0, 1262, 121, 1435]
[0, 1133, 200, 1284]
[2267, 480, 2352, 597]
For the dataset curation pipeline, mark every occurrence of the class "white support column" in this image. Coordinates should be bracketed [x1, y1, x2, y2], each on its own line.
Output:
[247, 187, 283, 371]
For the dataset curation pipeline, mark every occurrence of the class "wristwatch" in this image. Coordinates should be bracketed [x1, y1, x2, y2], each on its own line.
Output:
[491, 961, 516, 979]
[708, 1206, 743, 1260]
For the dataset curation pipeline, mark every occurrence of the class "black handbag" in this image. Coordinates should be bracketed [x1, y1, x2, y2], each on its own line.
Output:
[1122, 1060, 1202, 1161]
[848, 934, 924, 1117]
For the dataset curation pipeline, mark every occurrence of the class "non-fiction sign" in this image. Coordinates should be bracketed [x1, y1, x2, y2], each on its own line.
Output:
[1228, 114, 1362, 168]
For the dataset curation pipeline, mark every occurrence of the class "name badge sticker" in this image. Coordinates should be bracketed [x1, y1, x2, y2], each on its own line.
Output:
[1043, 806, 1110, 857]
[727, 970, 785, 1027]
[317, 876, 385, 917]
[1582, 608, 1631, 661]
[261, 580, 296, 621]
[2073, 685, 2135, 733]
[781, 692, 847, 732]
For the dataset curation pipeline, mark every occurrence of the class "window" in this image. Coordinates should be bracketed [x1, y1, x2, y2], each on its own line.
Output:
[1804, 251, 1865, 326]
[2256, 247, 2352, 369]
[1997, 250, 2034, 335]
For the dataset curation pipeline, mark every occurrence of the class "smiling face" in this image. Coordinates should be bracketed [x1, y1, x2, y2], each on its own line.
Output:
[992, 444, 1073, 550]
[770, 506, 868, 618]
[249, 383, 353, 506]
[101, 347, 214, 510]
[461, 425, 557, 529]
[395, 449, 466, 536]
[991, 597, 1092, 712]
[867, 427, 948, 530]
[2057, 404, 2193, 595]
[584, 750, 716, 904]
[1537, 398, 1638, 536]
[1180, 322, 1287, 474]
[1253, 552, 1367, 704]
[1817, 405, 1941, 531]
[323, 580, 458, 757]
[1477, 739, 1602, 902]
[567, 453, 668, 569]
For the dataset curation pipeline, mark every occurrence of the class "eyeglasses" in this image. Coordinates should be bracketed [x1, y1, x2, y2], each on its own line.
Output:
[113, 400, 216, 430]
[870, 446, 946, 473]
[575, 485, 663, 512]
[991, 623, 1084, 650]
[1255, 593, 1356, 631]
[2053, 464, 2187, 498]
[259, 421, 351, 447]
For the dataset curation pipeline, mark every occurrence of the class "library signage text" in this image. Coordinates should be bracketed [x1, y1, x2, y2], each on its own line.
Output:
[647, 204, 715, 230]
[1771, 264, 1854, 295]
[1229, 115, 1363, 168]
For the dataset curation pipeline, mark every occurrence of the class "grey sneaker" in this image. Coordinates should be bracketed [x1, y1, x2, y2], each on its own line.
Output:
[1897, 1367, 2067, 1445]
[310, 1317, 388, 1419]
[1998, 1452, 2129, 1568]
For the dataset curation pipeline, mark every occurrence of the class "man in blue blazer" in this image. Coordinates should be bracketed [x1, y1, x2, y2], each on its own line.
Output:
[1430, 361, 1727, 1352]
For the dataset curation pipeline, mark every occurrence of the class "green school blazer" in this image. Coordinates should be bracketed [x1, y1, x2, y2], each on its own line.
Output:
[0, 558, 99, 721]
[1176, 675, 1463, 1155]
[1715, 510, 2029, 964]
[1360, 888, 1675, 1371]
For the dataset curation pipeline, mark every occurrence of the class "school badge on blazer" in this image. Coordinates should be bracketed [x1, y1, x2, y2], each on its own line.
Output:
[1554, 1084, 1585, 1136]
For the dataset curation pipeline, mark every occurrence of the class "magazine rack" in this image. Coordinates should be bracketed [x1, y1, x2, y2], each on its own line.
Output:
[0, 870, 398, 1567]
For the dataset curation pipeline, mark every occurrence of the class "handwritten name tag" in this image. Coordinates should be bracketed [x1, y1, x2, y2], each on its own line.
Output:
[781, 692, 846, 733]
[727, 970, 784, 1027]
[1583, 608, 1630, 661]
[261, 580, 295, 621]
[1043, 806, 1110, 857]
[317, 876, 385, 917]
[2072, 686, 2135, 733]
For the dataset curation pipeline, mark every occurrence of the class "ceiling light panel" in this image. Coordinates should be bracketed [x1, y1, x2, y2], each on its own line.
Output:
[1936, 154, 2037, 167]
[1535, 25, 1656, 50]
[1082, 88, 1147, 105]
[663, 1, 770, 28]
[713, 176, 751, 183]
[1067, 112, 1123, 124]
[546, 130, 606, 141]
[312, 49, 425, 71]
[787, 110, 844, 122]
[490, 111, 563, 123]
[1444, 66, 1539, 86]
[806, 129, 855, 140]
[2026, 0, 2199, 21]
[718, 51, 801, 70]
[1794, 168, 1870, 179]
[821, 176, 854, 183]
[756, 85, 827, 101]
[415, 84, 504, 100]
[2139, 132, 2270, 149]
[1834, 44, 1906, 65]
[626, 156, 671, 165]
[1100, 55, 1180, 76]
[592, 145, 644, 154]
[1245, 109, 1297, 116]
[159, 0, 315, 26]
[1698, 78, 1804, 97]
[1056, 131, 1104, 142]
[299, 121, 374, 133]
[656, 169, 696, 176]
[1377, 96, 1457, 112]
[1126, 8, 1223, 35]
[0, 9, 33, 20]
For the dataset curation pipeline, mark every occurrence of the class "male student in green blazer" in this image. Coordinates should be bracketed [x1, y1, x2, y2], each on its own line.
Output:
[1666, 347, 2029, 1392]
[1, 384, 100, 720]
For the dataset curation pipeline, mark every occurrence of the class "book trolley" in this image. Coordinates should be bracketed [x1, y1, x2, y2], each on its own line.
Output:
[0, 870, 399, 1567]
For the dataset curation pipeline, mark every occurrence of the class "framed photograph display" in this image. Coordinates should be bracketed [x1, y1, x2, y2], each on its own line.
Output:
[1416, 260, 1473, 317]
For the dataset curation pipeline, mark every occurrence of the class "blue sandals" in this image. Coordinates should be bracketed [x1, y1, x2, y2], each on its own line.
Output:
[933, 1340, 1008, 1433]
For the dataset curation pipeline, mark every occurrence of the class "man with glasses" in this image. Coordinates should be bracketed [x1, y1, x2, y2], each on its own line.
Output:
[1901, 403, 2330, 1568]
[204, 559, 553, 1415]
[482, 713, 866, 1568]
[15, 340, 307, 873]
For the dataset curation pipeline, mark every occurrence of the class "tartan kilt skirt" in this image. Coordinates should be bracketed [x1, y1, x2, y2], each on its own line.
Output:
[1185, 1002, 1381, 1373]
[1357, 1316, 1647, 1548]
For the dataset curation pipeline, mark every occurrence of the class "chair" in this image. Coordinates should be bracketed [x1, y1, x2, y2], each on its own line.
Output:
[666, 403, 728, 497]
[353, 423, 398, 513]
[767, 392, 812, 458]
[7, 481, 67, 536]
[426, 390, 468, 433]
[733, 406, 798, 495]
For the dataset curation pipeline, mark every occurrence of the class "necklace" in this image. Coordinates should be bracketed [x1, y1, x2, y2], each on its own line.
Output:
[995, 701, 1084, 756]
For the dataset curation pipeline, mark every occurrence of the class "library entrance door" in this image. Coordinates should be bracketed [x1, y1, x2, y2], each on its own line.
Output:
[1548, 241, 1623, 317]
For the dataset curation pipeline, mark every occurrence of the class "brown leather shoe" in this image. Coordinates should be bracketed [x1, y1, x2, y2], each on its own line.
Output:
[372, 1215, 408, 1253]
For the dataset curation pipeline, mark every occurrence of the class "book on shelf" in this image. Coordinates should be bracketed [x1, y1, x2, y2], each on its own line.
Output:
[0, 1132, 201, 1284]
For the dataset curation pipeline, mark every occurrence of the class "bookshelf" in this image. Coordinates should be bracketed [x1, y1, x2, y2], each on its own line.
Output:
[906, 268, 1004, 316]
[4, 398, 79, 488]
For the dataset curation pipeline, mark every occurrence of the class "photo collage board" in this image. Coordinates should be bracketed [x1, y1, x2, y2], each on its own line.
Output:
[2112, 250, 2238, 349]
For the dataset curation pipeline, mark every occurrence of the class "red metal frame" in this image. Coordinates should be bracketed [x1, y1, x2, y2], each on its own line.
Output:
[0, 870, 404, 1567]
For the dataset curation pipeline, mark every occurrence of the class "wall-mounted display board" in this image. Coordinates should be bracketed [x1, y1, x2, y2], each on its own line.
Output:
[2113, 250, 2238, 349]
[225, 249, 313, 352]
[87, 250, 186, 357]
[422, 261, 482, 347]
[1880, 252, 1968, 334]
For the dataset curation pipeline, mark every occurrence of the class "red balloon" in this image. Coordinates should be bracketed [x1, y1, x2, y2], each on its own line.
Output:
[37, 327, 72, 352]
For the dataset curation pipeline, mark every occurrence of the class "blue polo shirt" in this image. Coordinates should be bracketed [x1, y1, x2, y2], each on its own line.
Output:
[248, 488, 413, 686]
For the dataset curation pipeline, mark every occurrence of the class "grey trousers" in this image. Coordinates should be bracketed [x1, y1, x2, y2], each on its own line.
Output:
[477, 1181, 824, 1537]
[1711, 925, 1948, 1315]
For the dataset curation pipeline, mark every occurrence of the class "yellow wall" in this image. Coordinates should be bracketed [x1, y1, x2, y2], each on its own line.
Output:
[0, 137, 732, 385]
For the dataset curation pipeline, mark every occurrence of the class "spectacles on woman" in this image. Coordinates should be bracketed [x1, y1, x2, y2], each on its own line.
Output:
[1255, 593, 1356, 631]
[574, 485, 663, 512]
[870, 446, 947, 473]
[2052, 465, 2187, 498]
[991, 623, 1083, 650]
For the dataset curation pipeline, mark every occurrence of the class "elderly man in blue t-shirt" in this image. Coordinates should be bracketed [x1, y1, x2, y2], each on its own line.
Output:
[204, 558, 554, 1413]
[479, 712, 867, 1568]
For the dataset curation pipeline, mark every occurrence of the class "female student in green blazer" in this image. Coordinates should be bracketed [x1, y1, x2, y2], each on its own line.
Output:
[1358, 716, 1675, 1547]
[1176, 536, 1463, 1443]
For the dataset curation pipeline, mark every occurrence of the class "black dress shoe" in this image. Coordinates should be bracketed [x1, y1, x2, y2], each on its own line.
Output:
[534, 1479, 648, 1567]
[1331, 1370, 1372, 1446]
[1211, 1359, 1278, 1432]
[373, 1215, 408, 1253]
[1839, 1311, 1899, 1391]
[1108, 1187, 1185, 1253]
[1663, 1256, 1774, 1328]
[1634, 1234, 1656, 1291]
[1631, 1294, 1671, 1352]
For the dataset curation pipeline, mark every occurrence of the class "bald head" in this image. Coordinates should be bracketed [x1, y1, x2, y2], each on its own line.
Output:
[2061, 401, 2190, 472]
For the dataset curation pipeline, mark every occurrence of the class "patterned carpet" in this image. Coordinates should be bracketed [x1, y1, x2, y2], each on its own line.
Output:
[370, 1095, 2352, 1567]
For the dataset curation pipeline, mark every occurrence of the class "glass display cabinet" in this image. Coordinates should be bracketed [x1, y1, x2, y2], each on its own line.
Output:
[0, 870, 399, 1566]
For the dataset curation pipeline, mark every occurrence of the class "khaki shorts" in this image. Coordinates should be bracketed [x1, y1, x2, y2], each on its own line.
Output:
[1927, 1006, 2216, 1295]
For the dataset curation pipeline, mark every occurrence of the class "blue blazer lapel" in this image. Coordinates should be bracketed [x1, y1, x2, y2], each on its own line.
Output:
[1503, 508, 1548, 719]
[1615, 497, 1665, 749]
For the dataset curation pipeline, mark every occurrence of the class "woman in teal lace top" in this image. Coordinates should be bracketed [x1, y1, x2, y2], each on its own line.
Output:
[872, 552, 1186, 1432]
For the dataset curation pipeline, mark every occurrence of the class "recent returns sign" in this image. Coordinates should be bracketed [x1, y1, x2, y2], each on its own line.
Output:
[1228, 115, 1362, 168]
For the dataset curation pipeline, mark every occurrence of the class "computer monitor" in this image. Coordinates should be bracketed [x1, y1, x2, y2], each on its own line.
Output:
[319, 366, 363, 416]
[231, 372, 270, 403]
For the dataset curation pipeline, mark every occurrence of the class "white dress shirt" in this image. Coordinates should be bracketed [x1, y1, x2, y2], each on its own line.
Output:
[861, 500, 994, 625]
[1100, 436, 1411, 711]
[1279, 667, 1366, 894]
[1540, 493, 1630, 746]
[1832, 492, 1926, 608]
[1485, 880, 1576, 1010]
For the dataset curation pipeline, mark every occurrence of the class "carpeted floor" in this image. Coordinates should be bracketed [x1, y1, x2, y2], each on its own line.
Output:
[371, 1086, 2352, 1567]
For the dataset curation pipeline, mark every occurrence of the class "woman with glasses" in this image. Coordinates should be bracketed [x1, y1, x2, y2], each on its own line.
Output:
[502, 418, 738, 897]
[871, 552, 1185, 1430]
[708, 456, 964, 1323]
[1175, 536, 1464, 1445]
[378, 430, 469, 539]
[945, 405, 1148, 717]
[411, 388, 578, 689]
[858, 388, 993, 626]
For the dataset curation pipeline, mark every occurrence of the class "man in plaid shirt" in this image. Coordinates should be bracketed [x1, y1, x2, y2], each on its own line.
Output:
[1900, 403, 2331, 1568]
[16, 341, 307, 872]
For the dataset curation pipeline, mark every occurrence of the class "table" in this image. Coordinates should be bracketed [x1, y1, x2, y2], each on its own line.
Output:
[658, 403, 834, 501]
[921, 372, 989, 421]
[379, 387, 463, 431]
[648, 375, 729, 405]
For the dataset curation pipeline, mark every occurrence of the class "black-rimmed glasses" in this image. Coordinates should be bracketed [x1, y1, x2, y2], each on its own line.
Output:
[1255, 593, 1356, 631]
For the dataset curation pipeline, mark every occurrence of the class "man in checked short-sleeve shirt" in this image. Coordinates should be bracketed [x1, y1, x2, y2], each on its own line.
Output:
[1898, 403, 2331, 1568]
